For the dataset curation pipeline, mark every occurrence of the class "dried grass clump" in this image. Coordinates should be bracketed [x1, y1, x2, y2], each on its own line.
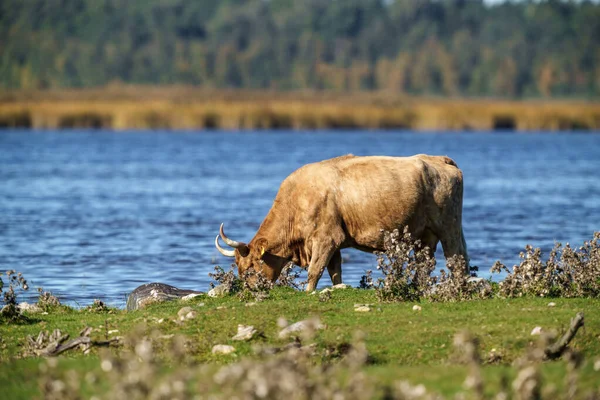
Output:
[95, 334, 192, 400]
[40, 328, 193, 400]
[85, 299, 113, 314]
[210, 263, 303, 301]
[452, 324, 600, 400]
[211, 334, 373, 400]
[39, 323, 376, 400]
[209, 264, 273, 302]
[37, 287, 61, 312]
[238, 267, 275, 302]
[428, 258, 494, 302]
[492, 232, 600, 298]
[0, 270, 29, 322]
[35, 320, 600, 399]
[32, 308, 596, 399]
[39, 357, 86, 400]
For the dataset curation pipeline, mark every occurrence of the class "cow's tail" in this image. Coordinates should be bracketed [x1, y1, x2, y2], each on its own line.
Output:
[461, 226, 470, 272]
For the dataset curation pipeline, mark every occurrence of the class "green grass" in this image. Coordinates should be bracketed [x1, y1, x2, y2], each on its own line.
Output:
[1, 288, 599, 398]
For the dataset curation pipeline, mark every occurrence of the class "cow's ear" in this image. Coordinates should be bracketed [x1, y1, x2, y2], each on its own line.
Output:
[255, 237, 269, 258]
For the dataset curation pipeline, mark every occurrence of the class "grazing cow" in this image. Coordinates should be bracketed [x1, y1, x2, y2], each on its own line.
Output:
[215, 154, 469, 291]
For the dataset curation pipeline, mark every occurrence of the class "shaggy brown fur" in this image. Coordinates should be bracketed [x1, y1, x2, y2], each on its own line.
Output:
[217, 154, 469, 291]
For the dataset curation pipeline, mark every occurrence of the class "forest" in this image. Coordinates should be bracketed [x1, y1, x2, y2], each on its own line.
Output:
[1, 0, 600, 98]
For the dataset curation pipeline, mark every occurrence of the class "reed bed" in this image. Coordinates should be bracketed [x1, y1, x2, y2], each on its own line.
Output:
[0, 87, 598, 131]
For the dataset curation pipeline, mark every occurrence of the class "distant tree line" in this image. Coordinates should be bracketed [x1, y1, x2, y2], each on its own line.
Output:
[1, 0, 599, 98]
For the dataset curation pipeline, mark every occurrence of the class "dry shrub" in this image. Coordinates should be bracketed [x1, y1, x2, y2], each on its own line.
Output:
[40, 328, 194, 400]
[210, 263, 303, 301]
[36, 323, 600, 400]
[39, 324, 376, 400]
[453, 331, 484, 398]
[452, 330, 600, 400]
[492, 232, 600, 298]
[0, 270, 29, 322]
[362, 228, 489, 303]
[94, 333, 192, 400]
[428, 257, 494, 302]
[210, 334, 373, 400]
[37, 287, 61, 312]
[238, 267, 275, 302]
[39, 357, 85, 400]
[208, 264, 243, 294]
[276, 262, 304, 290]
[85, 299, 113, 314]
[366, 227, 437, 302]
[366, 230, 600, 302]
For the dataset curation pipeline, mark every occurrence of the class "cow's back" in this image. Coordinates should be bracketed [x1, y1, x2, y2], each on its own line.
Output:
[324, 155, 462, 249]
[272, 154, 462, 250]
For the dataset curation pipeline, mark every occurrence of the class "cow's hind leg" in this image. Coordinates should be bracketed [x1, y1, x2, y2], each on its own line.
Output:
[439, 226, 469, 275]
[420, 229, 439, 259]
[413, 229, 438, 284]
[326, 250, 342, 285]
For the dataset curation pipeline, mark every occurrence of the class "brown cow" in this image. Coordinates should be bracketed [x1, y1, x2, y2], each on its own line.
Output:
[215, 154, 469, 292]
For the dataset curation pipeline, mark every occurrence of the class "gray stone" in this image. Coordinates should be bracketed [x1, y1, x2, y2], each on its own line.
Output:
[177, 307, 193, 318]
[177, 306, 197, 321]
[18, 302, 42, 313]
[208, 284, 230, 298]
[212, 344, 235, 355]
[181, 293, 203, 301]
[332, 283, 350, 289]
[531, 326, 543, 336]
[278, 318, 324, 339]
[232, 325, 258, 341]
[126, 283, 203, 311]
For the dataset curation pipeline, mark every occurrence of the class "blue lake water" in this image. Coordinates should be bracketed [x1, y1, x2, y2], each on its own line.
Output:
[1, 130, 599, 307]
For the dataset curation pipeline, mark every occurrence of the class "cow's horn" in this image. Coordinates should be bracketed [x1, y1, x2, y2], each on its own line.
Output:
[219, 223, 247, 249]
[215, 235, 236, 257]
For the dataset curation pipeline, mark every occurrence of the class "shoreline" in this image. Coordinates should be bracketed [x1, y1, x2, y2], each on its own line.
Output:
[1, 87, 599, 131]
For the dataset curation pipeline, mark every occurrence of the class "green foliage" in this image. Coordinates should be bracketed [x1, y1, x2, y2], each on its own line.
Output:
[0, 290, 599, 398]
[1, 0, 599, 97]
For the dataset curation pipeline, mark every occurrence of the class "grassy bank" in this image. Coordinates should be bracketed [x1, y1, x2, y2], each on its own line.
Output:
[1, 86, 599, 131]
[1, 288, 599, 399]
[1, 235, 598, 398]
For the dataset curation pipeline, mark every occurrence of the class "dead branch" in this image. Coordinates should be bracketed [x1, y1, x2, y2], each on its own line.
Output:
[544, 312, 584, 360]
[40, 336, 119, 357]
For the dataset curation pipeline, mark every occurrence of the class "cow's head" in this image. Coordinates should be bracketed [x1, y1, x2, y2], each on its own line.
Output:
[215, 223, 286, 284]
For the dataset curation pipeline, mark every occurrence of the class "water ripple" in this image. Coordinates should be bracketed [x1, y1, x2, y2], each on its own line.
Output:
[1, 130, 599, 307]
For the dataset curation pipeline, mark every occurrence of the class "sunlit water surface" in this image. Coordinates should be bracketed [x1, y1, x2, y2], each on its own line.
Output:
[1, 130, 599, 307]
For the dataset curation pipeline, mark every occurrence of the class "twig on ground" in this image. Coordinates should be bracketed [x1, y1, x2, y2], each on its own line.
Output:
[544, 312, 585, 360]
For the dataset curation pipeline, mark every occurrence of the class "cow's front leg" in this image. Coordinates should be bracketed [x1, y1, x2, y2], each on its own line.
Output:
[306, 244, 336, 292]
[326, 250, 342, 285]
